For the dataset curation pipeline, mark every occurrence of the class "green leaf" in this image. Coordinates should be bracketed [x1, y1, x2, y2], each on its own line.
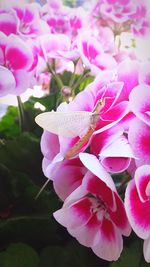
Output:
[39, 240, 108, 267]
[0, 243, 39, 267]
[110, 240, 142, 267]
[0, 215, 60, 248]
[141, 261, 150, 267]
[0, 106, 20, 139]
[0, 133, 44, 181]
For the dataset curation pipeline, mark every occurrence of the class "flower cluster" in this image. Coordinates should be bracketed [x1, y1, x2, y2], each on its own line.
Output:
[39, 54, 150, 260]
[0, 0, 150, 263]
[91, 0, 150, 37]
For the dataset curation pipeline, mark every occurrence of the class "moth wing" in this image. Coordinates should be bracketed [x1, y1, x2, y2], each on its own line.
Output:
[35, 111, 92, 138]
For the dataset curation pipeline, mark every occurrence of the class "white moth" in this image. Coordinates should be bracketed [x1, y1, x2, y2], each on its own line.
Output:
[35, 111, 93, 138]
[35, 98, 105, 138]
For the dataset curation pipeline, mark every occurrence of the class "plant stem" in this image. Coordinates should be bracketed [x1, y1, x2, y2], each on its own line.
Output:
[72, 69, 90, 92]
[17, 96, 28, 132]
[47, 63, 64, 90]
[117, 174, 131, 193]
[17, 96, 25, 132]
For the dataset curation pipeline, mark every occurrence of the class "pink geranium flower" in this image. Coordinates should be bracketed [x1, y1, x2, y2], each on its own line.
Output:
[40, 71, 131, 198]
[0, 9, 17, 36]
[128, 118, 150, 167]
[129, 84, 150, 126]
[0, 32, 33, 96]
[41, 131, 86, 200]
[54, 155, 131, 261]
[125, 165, 150, 262]
[76, 32, 117, 74]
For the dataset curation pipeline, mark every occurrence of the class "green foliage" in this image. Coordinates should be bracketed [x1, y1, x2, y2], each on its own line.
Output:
[39, 240, 107, 267]
[110, 240, 148, 267]
[0, 243, 39, 267]
[0, 106, 20, 139]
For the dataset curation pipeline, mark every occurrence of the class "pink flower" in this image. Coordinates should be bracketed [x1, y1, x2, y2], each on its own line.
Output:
[54, 155, 131, 261]
[128, 118, 150, 167]
[77, 32, 117, 74]
[91, 130, 135, 173]
[40, 71, 130, 193]
[91, 0, 150, 36]
[13, 3, 50, 38]
[41, 131, 86, 200]
[125, 165, 150, 262]
[0, 9, 17, 36]
[129, 84, 150, 126]
[139, 61, 150, 86]
[116, 59, 139, 102]
[0, 33, 33, 96]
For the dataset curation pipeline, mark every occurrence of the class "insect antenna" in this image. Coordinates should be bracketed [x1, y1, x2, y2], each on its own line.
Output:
[35, 160, 63, 200]
[34, 178, 50, 200]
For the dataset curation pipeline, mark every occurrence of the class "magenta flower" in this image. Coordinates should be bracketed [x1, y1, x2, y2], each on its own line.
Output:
[0, 33, 33, 96]
[54, 155, 131, 261]
[125, 165, 150, 262]
[91, 0, 150, 36]
[139, 61, 150, 86]
[129, 85, 150, 126]
[41, 131, 86, 200]
[128, 118, 150, 167]
[13, 3, 50, 38]
[77, 33, 117, 74]
[91, 128, 135, 173]
[0, 10, 17, 36]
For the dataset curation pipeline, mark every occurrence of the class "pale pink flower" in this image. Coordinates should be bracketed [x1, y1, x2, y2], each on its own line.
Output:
[41, 131, 86, 200]
[91, 0, 150, 36]
[13, 3, 50, 38]
[0, 33, 33, 96]
[125, 165, 150, 262]
[0, 9, 17, 36]
[128, 118, 150, 167]
[76, 32, 117, 74]
[139, 61, 150, 86]
[54, 155, 131, 261]
[129, 84, 150, 126]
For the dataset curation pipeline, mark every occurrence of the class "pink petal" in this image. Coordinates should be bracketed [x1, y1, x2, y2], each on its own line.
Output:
[91, 125, 123, 156]
[42, 152, 63, 179]
[53, 158, 86, 200]
[100, 135, 135, 158]
[82, 171, 115, 211]
[128, 118, 150, 167]
[0, 66, 16, 97]
[94, 53, 117, 71]
[41, 131, 60, 160]
[92, 219, 123, 261]
[100, 135, 135, 173]
[134, 165, 150, 202]
[125, 179, 150, 239]
[110, 192, 131, 236]
[79, 153, 116, 191]
[117, 59, 139, 101]
[139, 61, 150, 86]
[69, 214, 100, 247]
[11, 70, 30, 95]
[95, 101, 130, 134]
[6, 35, 33, 70]
[54, 196, 92, 229]
[0, 13, 17, 36]
[144, 237, 150, 263]
[101, 157, 131, 173]
[129, 84, 150, 126]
